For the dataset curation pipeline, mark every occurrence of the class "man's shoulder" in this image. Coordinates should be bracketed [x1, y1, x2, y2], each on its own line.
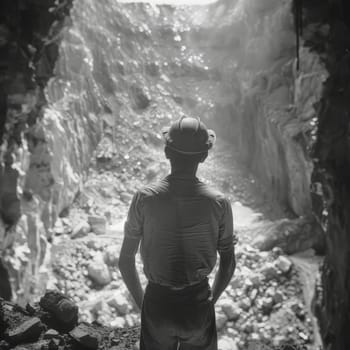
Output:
[197, 181, 229, 204]
[135, 178, 170, 198]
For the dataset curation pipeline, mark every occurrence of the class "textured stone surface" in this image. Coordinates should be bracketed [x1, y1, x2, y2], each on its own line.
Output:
[0, 297, 139, 349]
[0, 0, 103, 303]
[69, 323, 101, 350]
[87, 253, 111, 286]
[6, 317, 43, 345]
[307, 1, 350, 348]
[39, 291, 78, 331]
[220, 0, 328, 218]
[251, 217, 325, 254]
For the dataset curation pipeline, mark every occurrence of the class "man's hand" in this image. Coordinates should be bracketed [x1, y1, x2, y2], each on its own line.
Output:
[118, 236, 144, 311]
[211, 247, 236, 304]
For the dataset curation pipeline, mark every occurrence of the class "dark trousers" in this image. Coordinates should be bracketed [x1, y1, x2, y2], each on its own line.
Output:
[140, 278, 217, 350]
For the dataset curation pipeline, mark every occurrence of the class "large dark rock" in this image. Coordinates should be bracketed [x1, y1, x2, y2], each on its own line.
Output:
[0, 297, 139, 349]
[39, 291, 78, 332]
[6, 317, 44, 346]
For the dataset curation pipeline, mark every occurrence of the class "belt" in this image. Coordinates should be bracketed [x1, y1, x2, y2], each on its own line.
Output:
[148, 278, 209, 292]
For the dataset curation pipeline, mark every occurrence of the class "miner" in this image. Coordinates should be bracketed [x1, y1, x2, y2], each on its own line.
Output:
[119, 116, 237, 350]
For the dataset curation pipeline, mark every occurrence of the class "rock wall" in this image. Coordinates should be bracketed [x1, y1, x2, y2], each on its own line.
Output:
[215, 0, 350, 348]
[307, 1, 350, 349]
[0, 0, 103, 304]
[214, 0, 328, 217]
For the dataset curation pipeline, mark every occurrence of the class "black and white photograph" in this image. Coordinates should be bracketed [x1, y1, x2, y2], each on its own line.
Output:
[0, 0, 349, 349]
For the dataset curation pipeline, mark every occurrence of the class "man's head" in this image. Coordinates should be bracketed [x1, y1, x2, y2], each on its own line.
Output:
[162, 116, 216, 169]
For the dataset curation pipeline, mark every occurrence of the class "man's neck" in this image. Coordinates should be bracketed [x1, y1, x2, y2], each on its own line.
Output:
[170, 167, 198, 178]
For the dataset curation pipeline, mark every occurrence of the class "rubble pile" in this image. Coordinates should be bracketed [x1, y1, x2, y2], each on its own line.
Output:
[0, 291, 139, 350]
[49, 229, 315, 349]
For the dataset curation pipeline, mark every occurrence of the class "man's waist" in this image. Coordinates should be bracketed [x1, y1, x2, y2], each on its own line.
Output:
[148, 277, 209, 292]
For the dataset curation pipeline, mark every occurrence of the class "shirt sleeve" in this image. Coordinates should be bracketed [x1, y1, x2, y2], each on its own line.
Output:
[124, 191, 144, 239]
[217, 197, 237, 253]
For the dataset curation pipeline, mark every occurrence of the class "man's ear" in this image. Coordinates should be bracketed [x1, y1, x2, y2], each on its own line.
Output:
[164, 146, 170, 159]
[199, 152, 208, 163]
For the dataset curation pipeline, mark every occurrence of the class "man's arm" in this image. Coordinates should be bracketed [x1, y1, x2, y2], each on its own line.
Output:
[211, 247, 236, 304]
[212, 197, 237, 304]
[118, 236, 144, 310]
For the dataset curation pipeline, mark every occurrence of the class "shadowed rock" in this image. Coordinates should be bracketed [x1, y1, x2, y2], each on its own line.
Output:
[39, 291, 78, 332]
[251, 217, 325, 254]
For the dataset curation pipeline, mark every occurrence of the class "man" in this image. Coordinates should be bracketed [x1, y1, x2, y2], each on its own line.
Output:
[119, 116, 237, 350]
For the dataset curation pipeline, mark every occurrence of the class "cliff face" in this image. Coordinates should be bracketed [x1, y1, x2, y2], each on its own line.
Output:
[0, 0, 103, 303]
[308, 1, 350, 348]
[213, 0, 328, 217]
[218, 0, 350, 348]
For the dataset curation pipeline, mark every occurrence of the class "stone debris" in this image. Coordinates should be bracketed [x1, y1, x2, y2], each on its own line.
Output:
[104, 244, 120, 267]
[69, 323, 101, 349]
[0, 297, 139, 350]
[71, 220, 91, 239]
[220, 301, 240, 321]
[218, 335, 238, 350]
[88, 215, 107, 235]
[6, 317, 43, 345]
[259, 262, 279, 281]
[251, 217, 325, 254]
[87, 253, 112, 286]
[51, 231, 315, 349]
[39, 291, 78, 330]
[275, 255, 293, 274]
[43, 329, 60, 339]
[216, 312, 228, 331]
[107, 292, 130, 316]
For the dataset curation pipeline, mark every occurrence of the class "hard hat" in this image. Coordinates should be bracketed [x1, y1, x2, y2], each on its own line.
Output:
[162, 116, 216, 155]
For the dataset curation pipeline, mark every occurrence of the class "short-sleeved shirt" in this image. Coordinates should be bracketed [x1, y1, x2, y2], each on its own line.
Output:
[124, 174, 236, 288]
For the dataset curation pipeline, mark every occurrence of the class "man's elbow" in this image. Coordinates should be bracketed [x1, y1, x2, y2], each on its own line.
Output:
[220, 254, 236, 278]
[230, 258, 236, 275]
[118, 254, 135, 273]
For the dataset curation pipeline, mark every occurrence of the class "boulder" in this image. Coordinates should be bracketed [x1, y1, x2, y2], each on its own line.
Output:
[220, 302, 240, 321]
[39, 291, 78, 330]
[216, 312, 228, 330]
[107, 291, 130, 315]
[251, 217, 325, 254]
[261, 297, 275, 315]
[71, 221, 91, 239]
[274, 256, 292, 274]
[87, 254, 111, 286]
[103, 245, 119, 267]
[238, 298, 251, 312]
[69, 323, 101, 350]
[6, 317, 43, 345]
[218, 336, 238, 350]
[110, 317, 126, 328]
[259, 262, 279, 281]
[88, 216, 107, 235]
[43, 329, 60, 340]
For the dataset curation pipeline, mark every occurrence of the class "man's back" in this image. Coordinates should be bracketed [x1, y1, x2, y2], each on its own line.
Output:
[119, 116, 236, 350]
[125, 174, 234, 288]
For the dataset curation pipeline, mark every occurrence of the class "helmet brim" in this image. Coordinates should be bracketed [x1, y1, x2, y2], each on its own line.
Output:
[161, 127, 216, 154]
